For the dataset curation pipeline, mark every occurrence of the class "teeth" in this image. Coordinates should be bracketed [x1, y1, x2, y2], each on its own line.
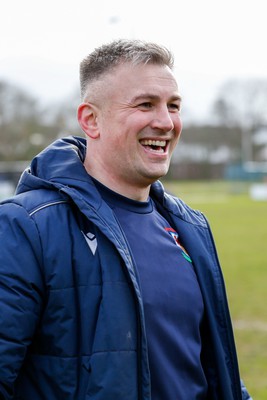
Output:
[141, 140, 166, 147]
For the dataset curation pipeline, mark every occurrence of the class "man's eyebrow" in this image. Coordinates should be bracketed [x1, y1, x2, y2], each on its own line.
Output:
[131, 93, 182, 102]
[171, 94, 182, 102]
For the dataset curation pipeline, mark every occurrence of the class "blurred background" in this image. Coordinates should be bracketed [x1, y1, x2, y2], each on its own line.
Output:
[1, 0, 267, 397]
[1, 0, 267, 187]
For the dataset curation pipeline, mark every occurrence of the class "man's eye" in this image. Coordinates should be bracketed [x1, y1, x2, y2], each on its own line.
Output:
[168, 103, 181, 111]
[139, 102, 152, 109]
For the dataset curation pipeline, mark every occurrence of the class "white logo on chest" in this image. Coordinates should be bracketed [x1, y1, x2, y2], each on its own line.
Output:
[82, 231, 98, 255]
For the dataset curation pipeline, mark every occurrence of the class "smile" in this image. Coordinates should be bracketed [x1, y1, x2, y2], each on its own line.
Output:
[140, 139, 167, 153]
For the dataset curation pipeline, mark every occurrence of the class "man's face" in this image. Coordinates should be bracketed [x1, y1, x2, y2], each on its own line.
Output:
[89, 62, 182, 191]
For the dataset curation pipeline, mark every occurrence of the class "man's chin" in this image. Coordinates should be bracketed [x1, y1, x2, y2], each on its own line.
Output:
[144, 170, 169, 184]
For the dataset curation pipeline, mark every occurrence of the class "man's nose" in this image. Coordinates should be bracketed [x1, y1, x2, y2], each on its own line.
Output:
[150, 106, 174, 132]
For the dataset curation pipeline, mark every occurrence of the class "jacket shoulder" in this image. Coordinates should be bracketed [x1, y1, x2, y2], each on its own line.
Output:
[1, 188, 70, 216]
[151, 180, 208, 228]
[164, 192, 208, 226]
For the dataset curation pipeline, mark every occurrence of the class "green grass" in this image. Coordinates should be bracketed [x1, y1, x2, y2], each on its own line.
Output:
[163, 180, 267, 399]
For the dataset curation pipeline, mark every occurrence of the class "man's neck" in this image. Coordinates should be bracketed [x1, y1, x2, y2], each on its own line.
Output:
[84, 164, 151, 202]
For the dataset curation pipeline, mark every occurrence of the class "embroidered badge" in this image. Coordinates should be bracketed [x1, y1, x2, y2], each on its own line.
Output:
[164, 227, 192, 263]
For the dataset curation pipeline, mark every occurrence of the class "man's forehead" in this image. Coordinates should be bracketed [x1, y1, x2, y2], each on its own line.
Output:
[96, 62, 180, 102]
[112, 61, 177, 81]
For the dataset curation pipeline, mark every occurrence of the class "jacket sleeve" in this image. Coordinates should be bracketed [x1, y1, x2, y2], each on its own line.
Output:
[241, 379, 253, 400]
[0, 202, 44, 399]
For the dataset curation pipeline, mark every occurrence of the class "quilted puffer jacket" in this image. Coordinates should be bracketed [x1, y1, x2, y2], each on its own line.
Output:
[0, 136, 252, 399]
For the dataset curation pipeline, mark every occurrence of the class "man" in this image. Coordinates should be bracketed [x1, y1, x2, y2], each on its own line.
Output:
[0, 39, 251, 399]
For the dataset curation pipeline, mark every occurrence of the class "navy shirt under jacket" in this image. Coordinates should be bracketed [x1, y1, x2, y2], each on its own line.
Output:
[93, 179, 208, 400]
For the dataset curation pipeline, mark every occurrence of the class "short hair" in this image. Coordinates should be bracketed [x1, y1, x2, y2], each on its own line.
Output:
[79, 39, 174, 99]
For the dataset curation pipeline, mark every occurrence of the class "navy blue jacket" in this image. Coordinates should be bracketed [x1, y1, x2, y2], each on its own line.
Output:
[0, 136, 251, 399]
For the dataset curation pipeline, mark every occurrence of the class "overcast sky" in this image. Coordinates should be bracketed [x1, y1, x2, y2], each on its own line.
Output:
[1, 0, 267, 122]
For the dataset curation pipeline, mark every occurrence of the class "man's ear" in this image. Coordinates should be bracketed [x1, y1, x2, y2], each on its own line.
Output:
[77, 102, 100, 139]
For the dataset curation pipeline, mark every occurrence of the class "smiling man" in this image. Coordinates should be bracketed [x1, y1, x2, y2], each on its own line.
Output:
[0, 39, 252, 400]
[78, 61, 182, 200]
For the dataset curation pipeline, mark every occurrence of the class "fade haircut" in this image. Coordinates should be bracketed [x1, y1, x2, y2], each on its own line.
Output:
[79, 39, 174, 99]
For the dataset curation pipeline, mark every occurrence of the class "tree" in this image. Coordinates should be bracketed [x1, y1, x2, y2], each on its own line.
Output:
[0, 80, 44, 160]
[0, 80, 71, 161]
[212, 78, 267, 162]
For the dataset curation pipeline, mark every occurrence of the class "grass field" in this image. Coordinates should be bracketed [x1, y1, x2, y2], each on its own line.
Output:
[164, 180, 267, 399]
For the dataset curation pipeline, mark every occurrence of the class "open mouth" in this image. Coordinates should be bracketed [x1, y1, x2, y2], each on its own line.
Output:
[140, 139, 167, 153]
